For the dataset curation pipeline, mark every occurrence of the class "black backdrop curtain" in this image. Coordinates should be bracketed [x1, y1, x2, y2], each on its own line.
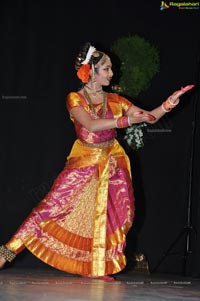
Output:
[0, 0, 199, 276]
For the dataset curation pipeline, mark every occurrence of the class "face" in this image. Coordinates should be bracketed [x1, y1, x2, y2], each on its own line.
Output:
[93, 55, 113, 86]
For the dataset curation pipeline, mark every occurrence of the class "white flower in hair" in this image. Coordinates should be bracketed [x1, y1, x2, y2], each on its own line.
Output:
[81, 46, 96, 65]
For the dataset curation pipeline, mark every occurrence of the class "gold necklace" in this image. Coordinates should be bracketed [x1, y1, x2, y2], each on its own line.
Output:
[84, 85, 103, 95]
[83, 88, 107, 118]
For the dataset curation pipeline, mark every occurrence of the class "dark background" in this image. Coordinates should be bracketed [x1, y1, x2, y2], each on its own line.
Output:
[0, 0, 200, 276]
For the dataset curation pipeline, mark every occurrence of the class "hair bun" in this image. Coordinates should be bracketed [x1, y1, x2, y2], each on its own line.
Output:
[75, 42, 91, 71]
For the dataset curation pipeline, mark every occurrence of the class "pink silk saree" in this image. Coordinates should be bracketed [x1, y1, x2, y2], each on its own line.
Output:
[6, 92, 135, 276]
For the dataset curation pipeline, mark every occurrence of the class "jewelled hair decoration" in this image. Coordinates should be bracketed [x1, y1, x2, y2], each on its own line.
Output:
[81, 46, 96, 65]
[77, 45, 96, 83]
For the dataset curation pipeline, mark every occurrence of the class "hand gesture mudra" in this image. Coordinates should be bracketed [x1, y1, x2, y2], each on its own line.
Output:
[127, 84, 195, 126]
[116, 85, 194, 127]
[168, 84, 195, 104]
[161, 84, 195, 113]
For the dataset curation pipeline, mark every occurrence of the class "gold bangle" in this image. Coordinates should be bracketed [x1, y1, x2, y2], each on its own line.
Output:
[162, 97, 179, 113]
[0, 245, 16, 262]
[168, 97, 177, 106]
[161, 102, 171, 112]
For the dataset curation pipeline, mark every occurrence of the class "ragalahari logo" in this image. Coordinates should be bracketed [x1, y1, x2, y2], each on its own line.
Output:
[160, 1, 170, 10]
[160, 1, 200, 10]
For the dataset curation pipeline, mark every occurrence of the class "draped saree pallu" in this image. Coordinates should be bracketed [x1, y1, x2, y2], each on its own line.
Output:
[6, 92, 135, 276]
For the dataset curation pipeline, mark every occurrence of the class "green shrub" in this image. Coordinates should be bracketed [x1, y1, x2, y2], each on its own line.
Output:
[111, 35, 160, 98]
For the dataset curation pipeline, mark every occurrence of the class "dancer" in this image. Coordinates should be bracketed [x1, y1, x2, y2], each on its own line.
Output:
[0, 42, 194, 281]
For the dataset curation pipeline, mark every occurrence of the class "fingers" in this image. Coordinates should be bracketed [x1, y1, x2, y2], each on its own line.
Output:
[181, 85, 195, 92]
[134, 111, 143, 117]
[170, 84, 195, 102]
[173, 85, 195, 96]
[141, 113, 156, 122]
[133, 111, 156, 122]
[147, 114, 156, 122]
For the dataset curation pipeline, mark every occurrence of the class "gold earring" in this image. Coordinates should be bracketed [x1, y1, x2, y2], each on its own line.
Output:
[91, 64, 96, 82]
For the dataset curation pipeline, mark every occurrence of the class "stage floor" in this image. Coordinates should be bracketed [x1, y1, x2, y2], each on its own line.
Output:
[0, 267, 200, 301]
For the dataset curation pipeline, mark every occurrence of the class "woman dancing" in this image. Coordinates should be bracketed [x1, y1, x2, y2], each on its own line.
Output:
[0, 42, 194, 280]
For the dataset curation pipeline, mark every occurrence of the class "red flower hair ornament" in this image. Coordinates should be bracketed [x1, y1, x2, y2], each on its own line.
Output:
[76, 45, 96, 83]
[77, 64, 90, 83]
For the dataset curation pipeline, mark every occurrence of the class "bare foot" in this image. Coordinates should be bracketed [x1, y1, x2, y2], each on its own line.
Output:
[0, 255, 6, 269]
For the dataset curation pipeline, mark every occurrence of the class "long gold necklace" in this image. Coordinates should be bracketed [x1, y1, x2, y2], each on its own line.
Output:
[83, 88, 107, 118]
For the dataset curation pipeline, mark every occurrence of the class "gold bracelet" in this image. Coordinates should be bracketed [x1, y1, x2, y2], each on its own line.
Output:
[161, 97, 179, 113]
[0, 245, 16, 262]
[168, 97, 177, 106]
[161, 102, 171, 112]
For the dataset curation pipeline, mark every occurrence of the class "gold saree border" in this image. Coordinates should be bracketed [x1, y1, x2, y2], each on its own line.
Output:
[91, 156, 109, 276]
[40, 219, 92, 251]
[6, 236, 25, 254]
[21, 233, 126, 276]
[23, 234, 92, 275]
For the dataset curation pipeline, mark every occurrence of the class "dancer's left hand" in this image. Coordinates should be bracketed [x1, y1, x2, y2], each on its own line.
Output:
[169, 84, 195, 104]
